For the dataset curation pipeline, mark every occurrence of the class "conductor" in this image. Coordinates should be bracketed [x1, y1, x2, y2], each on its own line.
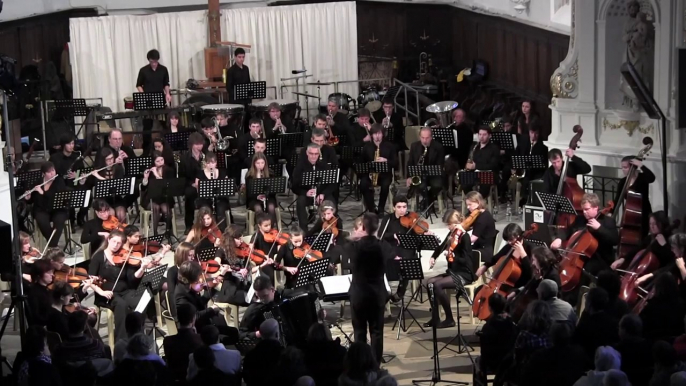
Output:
[346, 213, 392, 364]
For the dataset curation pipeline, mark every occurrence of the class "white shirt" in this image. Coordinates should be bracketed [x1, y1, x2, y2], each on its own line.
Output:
[186, 343, 241, 380]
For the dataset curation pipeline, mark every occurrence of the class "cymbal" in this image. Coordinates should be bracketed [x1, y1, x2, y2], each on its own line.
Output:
[307, 82, 332, 86]
[292, 91, 320, 99]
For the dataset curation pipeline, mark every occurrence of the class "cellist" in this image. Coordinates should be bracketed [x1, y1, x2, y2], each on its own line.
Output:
[615, 156, 655, 235]
[635, 232, 684, 296]
[610, 211, 674, 271]
[541, 148, 591, 195]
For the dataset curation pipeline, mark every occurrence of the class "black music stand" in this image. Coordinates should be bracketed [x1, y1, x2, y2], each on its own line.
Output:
[354, 161, 390, 175]
[302, 169, 339, 189]
[511, 155, 547, 171]
[435, 271, 474, 356]
[247, 177, 288, 199]
[15, 170, 42, 190]
[196, 247, 219, 263]
[268, 163, 284, 178]
[491, 132, 517, 151]
[235, 81, 267, 100]
[334, 134, 348, 147]
[198, 179, 236, 217]
[74, 167, 93, 185]
[536, 192, 577, 218]
[51, 190, 90, 254]
[133, 92, 166, 110]
[247, 138, 281, 158]
[148, 178, 186, 243]
[458, 170, 495, 187]
[134, 263, 168, 353]
[392, 257, 426, 339]
[53, 99, 91, 138]
[94, 177, 136, 200]
[525, 238, 548, 248]
[385, 127, 395, 143]
[141, 234, 165, 244]
[339, 146, 364, 163]
[408, 165, 443, 214]
[216, 152, 227, 169]
[125, 157, 152, 176]
[279, 132, 304, 152]
[295, 257, 331, 288]
[164, 132, 191, 151]
[303, 233, 334, 252]
[432, 128, 457, 149]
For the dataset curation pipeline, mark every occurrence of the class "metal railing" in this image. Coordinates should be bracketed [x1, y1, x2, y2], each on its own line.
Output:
[391, 78, 422, 126]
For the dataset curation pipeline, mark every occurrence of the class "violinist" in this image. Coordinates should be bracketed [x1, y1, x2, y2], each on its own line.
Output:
[245, 152, 277, 221]
[307, 201, 343, 240]
[250, 212, 280, 281]
[275, 226, 309, 289]
[424, 210, 475, 328]
[460, 191, 497, 264]
[174, 260, 239, 344]
[80, 199, 113, 258]
[214, 225, 251, 306]
[25, 162, 68, 247]
[81, 147, 127, 223]
[474, 224, 534, 293]
[20, 231, 42, 282]
[195, 151, 231, 230]
[141, 150, 175, 234]
[614, 156, 655, 235]
[26, 259, 54, 327]
[88, 230, 151, 341]
[611, 211, 674, 271]
[293, 143, 337, 231]
[186, 206, 223, 250]
[180, 132, 206, 230]
[121, 225, 168, 267]
[47, 281, 98, 341]
[359, 124, 397, 214]
[541, 148, 591, 195]
[406, 127, 444, 206]
[166, 242, 196, 318]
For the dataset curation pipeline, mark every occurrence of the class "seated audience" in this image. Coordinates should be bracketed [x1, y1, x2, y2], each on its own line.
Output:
[650, 341, 686, 386]
[673, 316, 686, 361]
[52, 311, 112, 376]
[613, 314, 654, 386]
[188, 346, 236, 385]
[573, 346, 622, 386]
[16, 326, 62, 386]
[537, 279, 577, 326]
[338, 342, 394, 386]
[596, 271, 629, 320]
[521, 322, 589, 386]
[112, 333, 170, 386]
[163, 303, 203, 383]
[304, 323, 346, 386]
[640, 273, 686, 341]
[603, 369, 630, 386]
[275, 347, 310, 386]
[187, 325, 241, 380]
[574, 288, 620, 359]
[113, 312, 145, 365]
[672, 372, 686, 386]
[477, 293, 518, 374]
[243, 319, 284, 386]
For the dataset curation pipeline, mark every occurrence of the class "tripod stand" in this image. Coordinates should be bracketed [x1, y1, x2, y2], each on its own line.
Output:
[435, 272, 474, 356]
[412, 284, 468, 386]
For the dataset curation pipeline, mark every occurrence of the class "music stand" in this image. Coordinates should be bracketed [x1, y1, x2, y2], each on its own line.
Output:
[303, 233, 334, 252]
[511, 155, 547, 171]
[141, 234, 165, 244]
[247, 138, 281, 158]
[391, 257, 426, 339]
[133, 92, 166, 110]
[94, 177, 136, 199]
[536, 192, 577, 217]
[148, 178, 186, 243]
[457, 170, 495, 187]
[339, 146, 363, 163]
[354, 161, 390, 175]
[247, 176, 288, 198]
[302, 169, 340, 188]
[198, 179, 236, 198]
[216, 152, 227, 169]
[435, 271, 474, 356]
[525, 238, 548, 248]
[432, 128, 457, 149]
[491, 132, 517, 151]
[125, 157, 152, 176]
[268, 163, 284, 178]
[235, 338, 258, 355]
[279, 133, 304, 153]
[15, 170, 42, 190]
[50, 190, 91, 254]
[196, 247, 219, 263]
[164, 132, 191, 151]
[53, 99, 90, 138]
[235, 81, 267, 100]
[408, 165, 444, 213]
[385, 127, 395, 143]
[295, 257, 331, 288]
[134, 264, 168, 353]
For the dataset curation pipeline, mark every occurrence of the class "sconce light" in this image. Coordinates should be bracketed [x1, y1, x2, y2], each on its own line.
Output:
[510, 0, 530, 14]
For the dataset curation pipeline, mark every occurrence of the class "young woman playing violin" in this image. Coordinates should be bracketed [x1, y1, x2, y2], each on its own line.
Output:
[424, 210, 475, 328]
[195, 152, 231, 231]
[174, 260, 239, 344]
[23, 247, 67, 284]
[25, 161, 68, 247]
[306, 201, 343, 241]
[249, 212, 286, 283]
[80, 147, 128, 223]
[141, 150, 176, 235]
[245, 152, 277, 223]
[275, 226, 320, 289]
[459, 191, 497, 264]
[121, 225, 170, 269]
[26, 259, 55, 327]
[186, 206, 223, 251]
[87, 230, 151, 342]
[80, 199, 114, 258]
[47, 280, 99, 342]
[20, 231, 42, 283]
[166, 242, 195, 318]
[213, 225, 252, 306]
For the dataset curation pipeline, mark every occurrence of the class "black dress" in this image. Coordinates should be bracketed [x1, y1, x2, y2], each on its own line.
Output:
[471, 210, 497, 264]
[214, 248, 250, 305]
[140, 165, 176, 209]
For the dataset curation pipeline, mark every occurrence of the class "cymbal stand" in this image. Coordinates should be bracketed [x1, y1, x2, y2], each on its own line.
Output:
[281, 73, 312, 123]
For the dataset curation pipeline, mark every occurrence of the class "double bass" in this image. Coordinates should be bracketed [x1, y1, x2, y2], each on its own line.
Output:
[472, 224, 539, 321]
[551, 126, 585, 229]
[613, 137, 654, 260]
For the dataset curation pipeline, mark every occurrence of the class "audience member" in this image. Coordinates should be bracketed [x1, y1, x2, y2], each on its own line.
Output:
[613, 314, 654, 386]
[276, 347, 310, 386]
[574, 288, 620, 359]
[304, 323, 346, 386]
[112, 333, 170, 386]
[650, 341, 686, 386]
[163, 303, 203, 382]
[640, 273, 686, 341]
[477, 293, 517, 374]
[603, 369, 630, 386]
[596, 271, 629, 320]
[671, 371, 686, 386]
[673, 316, 686, 361]
[188, 346, 235, 386]
[339, 342, 394, 386]
[243, 319, 284, 386]
[52, 311, 112, 376]
[537, 279, 577, 326]
[113, 312, 145, 365]
[187, 325, 241, 380]
[521, 322, 589, 386]
[16, 326, 62, 386]
[573, 346, 622, 386]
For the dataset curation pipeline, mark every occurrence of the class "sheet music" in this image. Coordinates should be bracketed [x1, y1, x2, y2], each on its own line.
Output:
[84, 190, 92, 208]
[320, 274, 391, 294]
[135, 288, 152, 313]
[128, 177, 136, 195]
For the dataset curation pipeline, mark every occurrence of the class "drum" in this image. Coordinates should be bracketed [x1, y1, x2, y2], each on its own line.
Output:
[249, 99, 299, 121]
[357, 88, 381, 107]
[327, 93, 356, 114]
[200, 104, 245, 125]
[124, 97, 134, 110]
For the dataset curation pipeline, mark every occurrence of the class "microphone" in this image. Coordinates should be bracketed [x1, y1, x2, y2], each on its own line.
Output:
[291, 70, 306, 74]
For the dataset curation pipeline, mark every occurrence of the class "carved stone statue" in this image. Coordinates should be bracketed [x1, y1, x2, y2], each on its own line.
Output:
[620, 0, 654, 110]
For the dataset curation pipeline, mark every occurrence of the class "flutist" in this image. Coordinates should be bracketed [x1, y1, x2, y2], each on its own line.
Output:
[359, 124, 397, 214]
[23, 162, 68, 247]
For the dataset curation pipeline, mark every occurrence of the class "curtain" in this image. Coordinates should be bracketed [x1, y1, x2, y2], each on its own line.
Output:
[70, 2, 358, 119]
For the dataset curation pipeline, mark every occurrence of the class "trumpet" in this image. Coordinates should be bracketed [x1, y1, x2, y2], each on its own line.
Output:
[371, 144, 380, 187]
[213, 118, 230, 151]
[383, 112, 391, 129]
[273, 118, 286, 134]
[410, 146, 427, 186]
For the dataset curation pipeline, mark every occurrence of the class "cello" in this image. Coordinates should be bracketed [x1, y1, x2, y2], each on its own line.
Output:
[472, 224, 539, 321]
[552, 126, 585, 229]
[558, 201, 615, 292]
[613, 137, 654, 260]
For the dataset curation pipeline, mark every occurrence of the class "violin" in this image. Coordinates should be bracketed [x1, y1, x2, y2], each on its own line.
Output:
[446, 210, 481, 263]
[249, 249, 269, 265]
[322, 218, 339, 238]
[112, 247, 144, 266]
[201, 225, 223, 245]
[132, 239, 163, 255]
[293, 243, 324, 262]
[22, 247, 42, 264]
[236, 243, 251, 259]
[400, 212, 430, 234]
[103, 215, 126, 232]
[263, 229, 290, 245]
[200, 260, 222, 274]
[49, 266, 91, 290]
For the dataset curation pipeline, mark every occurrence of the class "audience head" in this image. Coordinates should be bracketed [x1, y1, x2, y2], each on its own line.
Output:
[596, 270, 621, 301]
[671, 233, 686, 258]
[603, 369, 630, 386]
[655, 272, 680, 300]
[487, 293, 507, 316]
[294, 376, 317, 386]
[595, 346, 621, 371]
[25, 326, 47, 357]
[200, 325, 220, 346]
[260, 319, 280, 341]
[307, 323, 334, 343]
[176, 303, 197, 328]
[654, 340, 678, 368]
[344, 342, 379, 380]
[536, 279, 559, 301]
[671, 372, 686, 386]
[67, 310, 89, 336]
[126, 333, 153, 357]
[618, 314, 642, 339]
[193, 345, 216, 371]
[587, 287, 610, 314]
[549, 321, 573, 347]
[125, 311, 146, 338]
[519, 300, 551, 335]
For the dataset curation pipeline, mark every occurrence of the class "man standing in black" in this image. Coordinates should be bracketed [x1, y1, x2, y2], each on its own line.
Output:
[346, 213, 391, 364]
[135, 49, 171, 153]
[226, 48, 251, 128]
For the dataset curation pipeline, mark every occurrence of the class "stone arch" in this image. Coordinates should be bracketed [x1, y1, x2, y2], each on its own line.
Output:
[598, 0, 659, 23]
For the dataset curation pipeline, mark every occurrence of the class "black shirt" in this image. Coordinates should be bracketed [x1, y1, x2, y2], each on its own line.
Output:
[471, 210, 497, 251]
[542, 156, 592, 194]
[517, 140, 549, 180]
[348, 236, 392, 304]
[349, 123, 371, 147]
[49, 151, 83, 178]
[136, 64, 170, 93]
[449, 123, 474, 169]
[292, 160, 336, 196]
[472, 141, 501, 172]
[432, 232, 475, 283]
[226, 63, 251, 104]
[330, 112, 351, 138]
[362, 141, 398, 172]
[565, 213, 619, 266]
[371, 111, 405, 148]
[80, 218, 106, 257]
[29, 176, 67, 213]
[179, 151, 203, 187]
[407, 140, 445, 167]
[487, 241, 535, 289]
[88, 250, 140, 293]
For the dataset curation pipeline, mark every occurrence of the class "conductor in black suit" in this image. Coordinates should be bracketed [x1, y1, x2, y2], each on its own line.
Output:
[345, 213, 392, 364]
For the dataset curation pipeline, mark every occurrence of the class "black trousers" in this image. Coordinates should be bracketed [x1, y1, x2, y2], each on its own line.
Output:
[351, 294, 385, 364]
[95, 289, 141, 342]
[410, 176, 442, 204]
[296, 193, 335, 231]
[34, 209, 69, 247]
[359, 174, 392, 213]
[184, 187, 198, 228]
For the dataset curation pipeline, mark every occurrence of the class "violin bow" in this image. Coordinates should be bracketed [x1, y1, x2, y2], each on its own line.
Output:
[38, 229, 57, 258]
[108, 247, 134, 303]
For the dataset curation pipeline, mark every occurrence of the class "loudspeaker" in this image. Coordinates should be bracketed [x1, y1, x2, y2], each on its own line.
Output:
[620, 61, 661, 119]
[678, 48, 686, 129]
[0, 219, 12, 276]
